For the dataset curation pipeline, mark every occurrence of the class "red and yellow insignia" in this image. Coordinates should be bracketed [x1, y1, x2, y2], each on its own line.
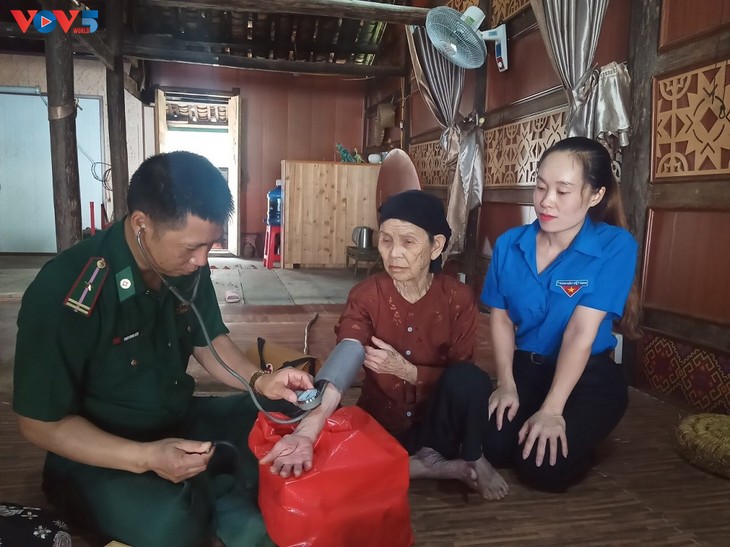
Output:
[63, 257, 110, 316]
[555, 279, 588, 298]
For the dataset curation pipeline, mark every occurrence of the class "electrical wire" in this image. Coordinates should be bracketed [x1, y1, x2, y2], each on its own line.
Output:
[135, 228, 311, 425]
[33, 87, 111, 187]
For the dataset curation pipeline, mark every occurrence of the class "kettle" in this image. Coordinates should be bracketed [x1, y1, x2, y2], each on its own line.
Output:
[352, 226, 374, 249]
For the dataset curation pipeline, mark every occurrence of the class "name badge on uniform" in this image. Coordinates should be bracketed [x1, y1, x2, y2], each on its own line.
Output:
[556, 279, 588, 297]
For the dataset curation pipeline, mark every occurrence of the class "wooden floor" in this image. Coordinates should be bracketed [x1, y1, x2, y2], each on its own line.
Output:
[1, 302, 728, 546]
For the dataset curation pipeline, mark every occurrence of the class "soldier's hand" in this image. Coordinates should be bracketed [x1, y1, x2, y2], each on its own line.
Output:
[144, 438, 214, 482]
[256, 368, 314, 404]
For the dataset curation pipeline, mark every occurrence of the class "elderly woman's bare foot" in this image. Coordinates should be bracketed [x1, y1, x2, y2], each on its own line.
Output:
[468, 455, 509, 500]
[411, 448, 478, 490]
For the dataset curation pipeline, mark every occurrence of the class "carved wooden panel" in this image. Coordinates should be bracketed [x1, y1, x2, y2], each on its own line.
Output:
[654, 59, 730, 181]
[446, 0, 480, 14]
[409, 141, 451, 186]
[490, 0, 531, 27]
[485, 109, 566, 186]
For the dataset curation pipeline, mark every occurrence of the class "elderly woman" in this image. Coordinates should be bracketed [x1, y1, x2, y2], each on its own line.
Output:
[261, 190, 508, 500]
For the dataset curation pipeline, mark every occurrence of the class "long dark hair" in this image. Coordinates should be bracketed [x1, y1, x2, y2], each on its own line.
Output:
[539, 137, 640, 338]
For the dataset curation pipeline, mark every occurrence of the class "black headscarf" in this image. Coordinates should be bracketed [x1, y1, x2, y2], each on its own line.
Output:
[378, 190, 452, 273]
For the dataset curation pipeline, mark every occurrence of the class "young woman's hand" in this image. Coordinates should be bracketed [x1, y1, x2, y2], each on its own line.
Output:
[488, 384, 519, 430]
[518, 409, 568, 466]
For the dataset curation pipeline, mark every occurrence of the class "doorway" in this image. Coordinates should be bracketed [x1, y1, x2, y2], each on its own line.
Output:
[154, 87, 241, 256]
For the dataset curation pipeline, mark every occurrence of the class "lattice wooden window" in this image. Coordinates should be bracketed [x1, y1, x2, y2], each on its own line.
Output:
[654, 59, 730, 181]
[446, 0, 480, 14]
[485, 109, 566, 186]
[409, 141, 451, 186]
[490, 0, 531, 26]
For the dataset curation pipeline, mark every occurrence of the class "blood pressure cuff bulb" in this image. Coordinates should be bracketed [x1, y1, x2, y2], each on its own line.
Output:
[314, 338, 365, 393]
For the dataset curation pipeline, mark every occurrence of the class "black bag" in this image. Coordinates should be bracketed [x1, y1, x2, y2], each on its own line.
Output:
[245, 337, 321, 376]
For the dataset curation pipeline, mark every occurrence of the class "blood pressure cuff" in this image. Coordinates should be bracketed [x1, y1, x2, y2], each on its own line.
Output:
[314, 338, 364, 394]
[245, 337, 321, 376]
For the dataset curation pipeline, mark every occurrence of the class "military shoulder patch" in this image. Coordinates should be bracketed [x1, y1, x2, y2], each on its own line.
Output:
[63, 257, 110, 316]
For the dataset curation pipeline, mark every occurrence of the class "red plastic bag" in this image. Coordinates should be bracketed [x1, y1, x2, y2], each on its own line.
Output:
[249, 406, 414, 547]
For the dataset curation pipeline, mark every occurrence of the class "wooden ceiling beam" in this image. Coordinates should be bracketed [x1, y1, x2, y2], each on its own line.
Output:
[124, 39, 406, 76]
[138, 0, 430, 25]
[123, 34, 381, 58]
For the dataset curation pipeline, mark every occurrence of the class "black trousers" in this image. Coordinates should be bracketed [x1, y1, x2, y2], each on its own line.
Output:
[483, 350, 628, 492]
[397, 361, 494, 462]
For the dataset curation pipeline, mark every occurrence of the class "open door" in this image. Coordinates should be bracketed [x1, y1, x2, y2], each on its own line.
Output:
[153, 87, 240, 256]
[226, 94, 241, 256]
[154, 87, 167, 154]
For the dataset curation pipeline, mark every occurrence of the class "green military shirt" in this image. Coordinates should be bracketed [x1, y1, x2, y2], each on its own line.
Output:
[13, 220, 228, 439]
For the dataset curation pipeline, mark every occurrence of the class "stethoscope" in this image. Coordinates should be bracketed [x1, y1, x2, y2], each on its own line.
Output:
[135, 226, 310, 425]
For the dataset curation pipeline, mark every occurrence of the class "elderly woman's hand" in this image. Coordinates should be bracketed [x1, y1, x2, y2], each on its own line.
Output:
[364, 336, 418, 384]
[259, 432, 315, 478]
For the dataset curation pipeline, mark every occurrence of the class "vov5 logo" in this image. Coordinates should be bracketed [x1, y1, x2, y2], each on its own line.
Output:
[10, 9, 99, 34]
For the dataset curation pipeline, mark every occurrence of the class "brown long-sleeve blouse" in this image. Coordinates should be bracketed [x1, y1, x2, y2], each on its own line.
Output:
[335, 272, 478, 435]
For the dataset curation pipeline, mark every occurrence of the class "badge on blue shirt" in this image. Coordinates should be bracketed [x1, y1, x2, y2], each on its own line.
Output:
[555, 279, 589, 297]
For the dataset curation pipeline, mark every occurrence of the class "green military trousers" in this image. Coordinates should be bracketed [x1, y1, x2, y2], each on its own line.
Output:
[43, 394, 274, 547]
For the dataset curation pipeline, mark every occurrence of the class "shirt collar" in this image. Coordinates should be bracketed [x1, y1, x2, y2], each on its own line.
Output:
[571, 217, 603, 258]
[516, 217, 604, 260]
[104, 218, 147, 297]
[104, 218, 207, 298]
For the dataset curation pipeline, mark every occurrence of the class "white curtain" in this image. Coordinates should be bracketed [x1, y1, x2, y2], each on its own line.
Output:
[594, 61, 631, 147]
[445, 115, 484, 255]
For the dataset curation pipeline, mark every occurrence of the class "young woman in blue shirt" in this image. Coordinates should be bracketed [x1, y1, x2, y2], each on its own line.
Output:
[481, 136, 640, 492]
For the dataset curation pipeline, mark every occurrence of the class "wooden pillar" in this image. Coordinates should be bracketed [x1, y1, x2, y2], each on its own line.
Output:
[44, 19, 82, 251]
[462, 0, 492, 287]
[106, 0, 130, 221]
[621, 0, 661, 383]
[623, 0, 659, 244]
[401, 65, 411, 152]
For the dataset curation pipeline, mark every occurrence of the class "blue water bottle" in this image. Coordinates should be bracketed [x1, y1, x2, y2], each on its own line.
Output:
[266, 182, 282, 226]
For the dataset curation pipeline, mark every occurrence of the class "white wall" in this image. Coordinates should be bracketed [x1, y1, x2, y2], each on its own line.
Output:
[0, 93, 103, 252]
[0, 53, 149, 240]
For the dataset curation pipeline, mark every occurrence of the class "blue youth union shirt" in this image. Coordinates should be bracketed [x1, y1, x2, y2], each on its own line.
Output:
[481, 218, 638, 357]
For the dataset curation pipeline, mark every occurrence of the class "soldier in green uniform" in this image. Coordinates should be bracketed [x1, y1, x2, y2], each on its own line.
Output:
[13, 151, 313, 546]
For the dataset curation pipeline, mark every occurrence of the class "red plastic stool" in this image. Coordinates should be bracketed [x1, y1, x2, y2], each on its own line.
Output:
[263, 225, 282, 269]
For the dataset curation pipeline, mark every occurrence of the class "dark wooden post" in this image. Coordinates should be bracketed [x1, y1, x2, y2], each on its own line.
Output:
[44, 17, 82, 251]
[463, 0, 492, 287]
[621, 0, 661, 383]
[623, 0, 659, 244]
[106, 0, 130, 221]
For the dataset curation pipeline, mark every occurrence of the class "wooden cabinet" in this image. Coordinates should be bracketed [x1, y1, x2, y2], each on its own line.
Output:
[281, 160, 380, 268]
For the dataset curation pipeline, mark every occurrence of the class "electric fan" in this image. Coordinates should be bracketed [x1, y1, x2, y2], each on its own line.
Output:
[425, 6, 508, 71]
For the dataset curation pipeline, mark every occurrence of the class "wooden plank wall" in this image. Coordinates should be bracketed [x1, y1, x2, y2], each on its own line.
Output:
[281, 161, 380, 268]
[150, 64, 366, 249]
[628, 1, 730, 412]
